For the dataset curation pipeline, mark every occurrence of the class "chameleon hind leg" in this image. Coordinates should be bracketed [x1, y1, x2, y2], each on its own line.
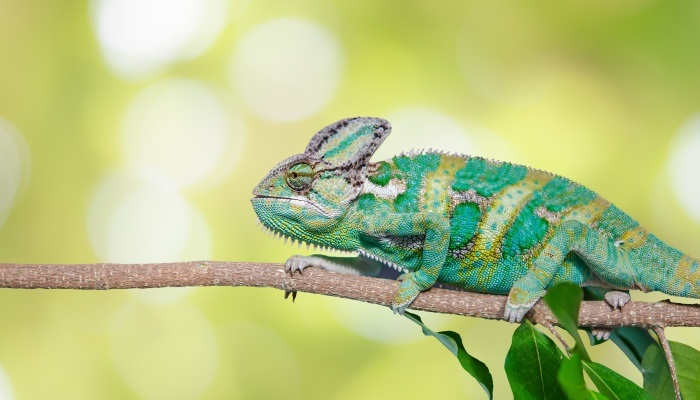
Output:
[505, 220, 635, 322]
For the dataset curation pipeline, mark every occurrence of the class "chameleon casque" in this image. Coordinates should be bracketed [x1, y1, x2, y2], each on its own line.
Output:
[251, 117, 700, 330]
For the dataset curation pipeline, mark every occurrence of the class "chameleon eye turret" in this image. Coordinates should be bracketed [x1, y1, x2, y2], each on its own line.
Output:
[285, 162, 313, 191]
[253, 116, 699, 321]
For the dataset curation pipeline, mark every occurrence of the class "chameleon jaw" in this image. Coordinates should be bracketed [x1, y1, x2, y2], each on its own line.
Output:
[251, 194, 341, 219]
[254, 218, 355, 256]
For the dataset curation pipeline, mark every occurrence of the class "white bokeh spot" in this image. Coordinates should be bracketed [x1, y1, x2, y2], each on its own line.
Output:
[330, 299, 449, 344]
[92, 0, 230, 78]
[110, 302, 217, 400]
[0, 366, 13, 400]
[0, 118, 29, 229]
[231, 18, 342, 122]
[87, 171, 211, 265]
[669, 115, 700, 222]
[374, 108, 516, 162]
[122, 79, 245, 188]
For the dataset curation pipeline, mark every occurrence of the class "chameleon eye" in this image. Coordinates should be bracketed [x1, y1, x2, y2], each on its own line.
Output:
[286, 162, 313, 191]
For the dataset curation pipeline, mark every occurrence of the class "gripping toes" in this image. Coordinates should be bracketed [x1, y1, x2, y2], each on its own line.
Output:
[591, 328, 611, 341]
[391, 274, 422, 315]
[604, 290, 631, 310]
[284, 255, 314, 275]
[504, 287, 544, 323]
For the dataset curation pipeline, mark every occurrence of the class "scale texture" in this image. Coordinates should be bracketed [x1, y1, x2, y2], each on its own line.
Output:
[251, 117, 699, 322]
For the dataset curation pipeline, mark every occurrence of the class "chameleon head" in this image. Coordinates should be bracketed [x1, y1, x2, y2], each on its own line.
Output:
[251, 117, 391, 244]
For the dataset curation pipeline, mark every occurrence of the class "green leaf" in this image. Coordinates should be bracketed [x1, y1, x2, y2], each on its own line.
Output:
[642, 340, 700, 400]
[543, 282, 590, 361]
[582, 287, 657, 370]
[558, 355, 611, 400]
[505, 320, 566, 400]
[404, 312, 493, 399]
[609, 327, 657, 370]
[558, 355, 589, 400]
[582, 360, 651, 400]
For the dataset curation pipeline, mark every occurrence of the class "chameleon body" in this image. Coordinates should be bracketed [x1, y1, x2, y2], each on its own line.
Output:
[251, 117, 700, 323]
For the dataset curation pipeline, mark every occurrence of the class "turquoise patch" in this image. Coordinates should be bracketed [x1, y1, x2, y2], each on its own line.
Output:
[323, 125, 373, 159]
[392, 153, 441, 213]
[449, 203, 481, 249]
[597, 205, 639, 238]
[368, 161, 392, 186]
[452, 158, 528, 196]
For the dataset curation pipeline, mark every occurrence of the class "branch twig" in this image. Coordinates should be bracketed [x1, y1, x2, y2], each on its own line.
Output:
[652, 326, 682, 400]
[0, 261, 698, 329]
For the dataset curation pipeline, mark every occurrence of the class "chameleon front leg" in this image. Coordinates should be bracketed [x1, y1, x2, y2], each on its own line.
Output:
[285, 254, 384, 276]
[375, 213, 450, 314]
[283, 254, 385, 301]
[505, 220, 634, 322]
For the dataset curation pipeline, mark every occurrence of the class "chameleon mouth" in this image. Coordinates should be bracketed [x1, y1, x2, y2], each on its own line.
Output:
[251, 195, 338, 218]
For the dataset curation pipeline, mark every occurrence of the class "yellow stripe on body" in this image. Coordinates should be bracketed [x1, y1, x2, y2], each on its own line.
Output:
[673, 255, 700, 294]
[421, 154, 466, 214]
[562, 196, 610, 226]
[467, 169, 554, 284]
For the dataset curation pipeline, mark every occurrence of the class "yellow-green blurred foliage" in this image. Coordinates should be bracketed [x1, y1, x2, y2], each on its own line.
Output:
[0, 1, 699, 399]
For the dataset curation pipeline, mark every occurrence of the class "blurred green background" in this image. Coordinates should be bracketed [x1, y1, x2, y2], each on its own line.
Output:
[0, 1, 699, 399]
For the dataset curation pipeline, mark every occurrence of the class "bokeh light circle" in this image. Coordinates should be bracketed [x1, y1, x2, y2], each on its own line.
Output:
[122, 79, 245, 188]
[373, 108, 477, 161]
[224, 322, 300, 397]
[669, 115, 700, 222]
[0, 117, 29, 229]
[92, 0, 230, 78]
[109, 302, 217, 400]
[87, 171, 211, 264]
[231, 18, 342, 122]
[330, 299, 449, 343]
[0, 366, 12, 400]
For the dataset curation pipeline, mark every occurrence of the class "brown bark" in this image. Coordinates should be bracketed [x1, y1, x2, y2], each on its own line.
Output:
[0, 261, 697, 329]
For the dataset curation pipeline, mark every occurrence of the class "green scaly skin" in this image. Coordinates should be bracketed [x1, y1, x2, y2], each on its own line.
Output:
[251, 117, 700, 324]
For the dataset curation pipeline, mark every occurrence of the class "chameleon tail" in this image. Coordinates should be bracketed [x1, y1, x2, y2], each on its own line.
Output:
[666, 253, 700, 298]
[644, 245, 699, 298]
[628, 231, 698, 298]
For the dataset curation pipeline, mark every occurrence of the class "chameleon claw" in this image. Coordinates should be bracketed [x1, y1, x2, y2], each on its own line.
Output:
[591, 328, 611, 341]
[391, 303, 407, 315]
[283, 290, 298, 302]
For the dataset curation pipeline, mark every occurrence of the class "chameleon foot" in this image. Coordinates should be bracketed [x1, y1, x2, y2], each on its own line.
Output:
[604, 290, 630, 310]
[284, 255, 315, 275]
[391, 273, 423, 315]
[591, 328, 611, 341]
[504, 302, 534, 323]
[504, 287, 543, 323]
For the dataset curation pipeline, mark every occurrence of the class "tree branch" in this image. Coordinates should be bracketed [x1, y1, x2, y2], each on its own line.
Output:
[0, 261, 697, 329]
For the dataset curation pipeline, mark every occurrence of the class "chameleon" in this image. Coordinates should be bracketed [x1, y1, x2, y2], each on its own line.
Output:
[251, 116, 699, 332]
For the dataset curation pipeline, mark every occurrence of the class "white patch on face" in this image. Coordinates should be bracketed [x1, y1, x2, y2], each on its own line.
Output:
[288, 197, 342, 218]
[361, 178, 406, 200]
